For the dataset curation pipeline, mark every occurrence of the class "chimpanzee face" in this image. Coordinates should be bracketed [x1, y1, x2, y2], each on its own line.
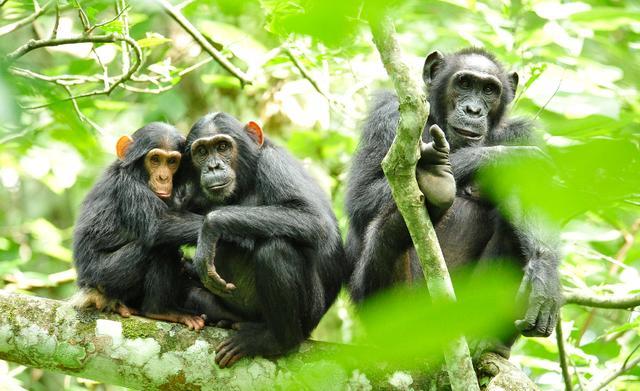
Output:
[423, 49, 518, 150]
[445, 54, 504, 146]
[143, 148, 181, 199]
[115, 122, 185, 201]
[190, 134, 238, 202]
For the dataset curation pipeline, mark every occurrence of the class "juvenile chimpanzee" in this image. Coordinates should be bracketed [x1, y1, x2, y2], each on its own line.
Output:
[346, 48, 561, 351]
[182, 112, 347, 367]
[73, 122, 238, 330]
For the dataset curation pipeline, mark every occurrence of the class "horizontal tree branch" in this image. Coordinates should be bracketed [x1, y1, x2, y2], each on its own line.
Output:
[6, 34, 143, 108]
[0, 291, 414, 389]
[0, 291, 537, 390]
[563, 291, 640, 309]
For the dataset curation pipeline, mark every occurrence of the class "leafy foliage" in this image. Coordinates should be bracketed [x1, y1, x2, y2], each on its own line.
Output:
[0, 0, 639, 389]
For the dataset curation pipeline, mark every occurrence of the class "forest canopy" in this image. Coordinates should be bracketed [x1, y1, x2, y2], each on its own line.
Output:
[0, 0, 639, 390]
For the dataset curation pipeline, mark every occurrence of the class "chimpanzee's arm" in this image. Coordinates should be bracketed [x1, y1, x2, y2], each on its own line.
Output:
[508, 204, 563, 337]
[154, 211, 204, 246]
[450, 145, 547, 185]
[202, 206, 325, 244]
[349, 203, 413, 302]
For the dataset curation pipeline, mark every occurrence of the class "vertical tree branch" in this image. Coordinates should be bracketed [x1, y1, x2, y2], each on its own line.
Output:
[368, 14, 479, 391]
[556, 316, 573, 390]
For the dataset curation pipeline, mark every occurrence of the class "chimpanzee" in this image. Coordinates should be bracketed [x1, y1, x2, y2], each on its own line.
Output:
[182, 112, 347, 367]
[346, 48, 561, 351]
[72, 122, 239, 330]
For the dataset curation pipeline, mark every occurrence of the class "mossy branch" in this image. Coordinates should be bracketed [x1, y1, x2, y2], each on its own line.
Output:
[0, 291, 424, 389]
[368, 14, 480, 391]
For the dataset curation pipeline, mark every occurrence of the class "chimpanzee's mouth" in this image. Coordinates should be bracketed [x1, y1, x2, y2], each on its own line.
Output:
[207, 181, 232, 191]
[155, 191, 171, 199]
[452, 127, 483, 140]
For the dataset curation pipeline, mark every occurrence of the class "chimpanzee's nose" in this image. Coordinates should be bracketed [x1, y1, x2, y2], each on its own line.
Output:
[465, 104, 481, 117]
[159, 174, 169, 182]
[208, 161, 221, 171]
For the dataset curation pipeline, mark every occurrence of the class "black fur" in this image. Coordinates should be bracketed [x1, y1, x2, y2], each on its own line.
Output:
[73, 122, 230, 324]
[346, 48, 561, 353]
[184, 112, 348, 367]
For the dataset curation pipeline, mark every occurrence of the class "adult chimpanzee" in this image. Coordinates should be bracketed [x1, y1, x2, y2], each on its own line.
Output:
[182, 112, 347, 367]
[346, 48, 561, 352]
[73, 122, 239, 330]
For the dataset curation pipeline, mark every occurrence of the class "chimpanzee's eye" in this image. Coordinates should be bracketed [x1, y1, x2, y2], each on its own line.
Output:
[168, 157, 177, 165]
[150, 155, 160, 164]
[217, 142, 230, 153]
[197, 146, 207, 156]
[459, 76, 471, 89]
[483, 83, 497, 95]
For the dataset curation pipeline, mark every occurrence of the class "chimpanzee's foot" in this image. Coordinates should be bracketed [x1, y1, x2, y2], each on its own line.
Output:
[215, 322, 286, 368]
[184, 287, 244, 327]
[144, 312, 206, 331]
[470, 338, 512, 360]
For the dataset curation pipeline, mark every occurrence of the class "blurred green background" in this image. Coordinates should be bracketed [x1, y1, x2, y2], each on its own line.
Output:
[0, 0, 639, 389]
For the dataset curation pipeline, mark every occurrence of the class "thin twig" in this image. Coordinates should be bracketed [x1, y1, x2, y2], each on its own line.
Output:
[49, 1, 60, 39]
[63, 85, 105, 134]
[117, 0, 130, 74]
[534, 71, 563, 120]
[0, 0, 51, 37]
[86, 4, 130, 34]
[154, 0, 251, 85]
[284, 47, 331, 101]
[556, 316, 573, 391]
[589, 351, 640, 391]
[563, 291, 640, 309]
[576, 219, 640, 343]
[7, 34, 143, 107]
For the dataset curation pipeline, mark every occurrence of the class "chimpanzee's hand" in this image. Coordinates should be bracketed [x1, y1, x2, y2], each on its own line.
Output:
[417, 124, 456, 211]
[193, 224, 236, 297]
[515, 261, 561, 337]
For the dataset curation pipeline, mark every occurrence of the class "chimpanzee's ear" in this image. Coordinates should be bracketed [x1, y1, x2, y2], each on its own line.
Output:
[116, 135, 134, 160]
[244, 121, 264, 147]
[423, 50, 444, 86]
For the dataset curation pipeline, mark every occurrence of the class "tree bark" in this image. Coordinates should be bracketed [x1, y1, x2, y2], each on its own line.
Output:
[367, 14, 480, 391]
[0, 291, 540, 390]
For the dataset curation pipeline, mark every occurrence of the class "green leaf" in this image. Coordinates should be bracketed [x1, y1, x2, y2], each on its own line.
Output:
[201, 74, 242, 89]
[137, 34, 173, 48]
[93, 100, 130, 111]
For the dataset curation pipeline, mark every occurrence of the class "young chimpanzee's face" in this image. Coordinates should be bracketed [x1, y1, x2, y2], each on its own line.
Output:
[142, 148, 181, 199]
[115, 122, 185, 200]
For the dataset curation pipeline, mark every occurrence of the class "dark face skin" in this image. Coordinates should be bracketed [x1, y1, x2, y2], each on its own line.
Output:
[445, 54, 504, 148]
[190, 134, 238, 202]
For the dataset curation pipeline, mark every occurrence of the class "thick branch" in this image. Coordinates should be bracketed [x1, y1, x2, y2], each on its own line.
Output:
[368, 14, 479, 391]
[563, 291, 640, 309]
[154, 0, 251, 86]
[0, 291, 536, 390]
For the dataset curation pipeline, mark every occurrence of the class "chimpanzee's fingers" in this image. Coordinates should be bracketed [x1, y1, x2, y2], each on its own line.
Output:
[515, 273, 531, 305]
[207, 266, 235, 293]
[515, 298, 542, 334]
[429, 124, 449, 152]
